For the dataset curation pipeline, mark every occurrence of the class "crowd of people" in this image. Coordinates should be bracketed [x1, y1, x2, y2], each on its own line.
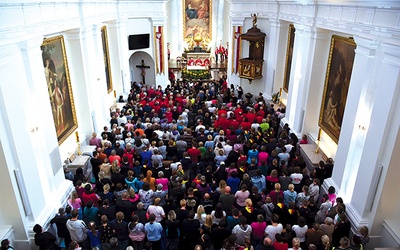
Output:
[38, 78, 369, 250]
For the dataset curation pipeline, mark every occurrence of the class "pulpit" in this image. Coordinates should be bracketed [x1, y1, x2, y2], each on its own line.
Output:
[239, 15, 266, 83]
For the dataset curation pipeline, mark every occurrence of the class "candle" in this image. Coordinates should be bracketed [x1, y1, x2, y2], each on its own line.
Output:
[113, 90, 116, 98]
[317, 128, 322, 141]
[75, 131, 79, 143]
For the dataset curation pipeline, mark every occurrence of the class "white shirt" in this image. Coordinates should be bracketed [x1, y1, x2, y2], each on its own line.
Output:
[292, 225, 308, 242]
[147, 205, 165, 222]
[264, 223, 283, 243]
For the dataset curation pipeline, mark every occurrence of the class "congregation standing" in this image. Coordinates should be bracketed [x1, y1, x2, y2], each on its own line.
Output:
[46, 77, 370, 250]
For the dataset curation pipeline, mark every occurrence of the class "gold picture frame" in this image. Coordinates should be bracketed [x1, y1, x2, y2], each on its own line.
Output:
[42, 35, 78, 145]
[318, 35, 356, 144]
[283, 24, 295, 93]
[101, 25, 113, 93]
[183, 0, 212, 41]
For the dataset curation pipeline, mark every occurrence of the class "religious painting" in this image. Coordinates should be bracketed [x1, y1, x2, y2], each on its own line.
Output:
[319, 35, 356, 144]
[101, 25, 113, 93]
[41, 35, 78, 145]
[183, 0, 212, 41]
[283, 24, 295, 93]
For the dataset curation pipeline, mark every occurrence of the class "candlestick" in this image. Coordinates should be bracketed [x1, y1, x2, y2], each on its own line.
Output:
[75, 131, 79, 143]
[113, 90, 116, 98]
[317, 128, 322, 141]
[315, 140, 320, 154]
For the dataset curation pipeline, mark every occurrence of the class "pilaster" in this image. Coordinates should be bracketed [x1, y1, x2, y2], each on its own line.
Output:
[264, 19, 283, 99]
[110, 19, 131, 94]
[301, 28, 331, 141]
[344, 42, 400, 232]
[326, 37, 380, 209]
[285, 24, 318, 135]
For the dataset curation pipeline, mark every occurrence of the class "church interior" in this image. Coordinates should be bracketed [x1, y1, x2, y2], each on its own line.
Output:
[0, 0, 400, 249]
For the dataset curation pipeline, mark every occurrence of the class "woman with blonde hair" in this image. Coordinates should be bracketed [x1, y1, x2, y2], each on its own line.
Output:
[321, 234, 332, 250]
[128, 186, 139, 203]
[67, 191, 82, 218]
[289, 237, 301, 250]
[217, 180, 227, 194]
[267, 169, 280, 193]
[100, 158, 112, 179]
[200, 214, 214, 236]
[165, 210, 180, 249]
[98, 183, 115, 205]
[195, 205, 206, 226]
[269, 182, 283, 205]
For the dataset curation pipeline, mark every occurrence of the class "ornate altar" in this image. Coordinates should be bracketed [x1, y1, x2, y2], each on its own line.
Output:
[239, 14, 266, 83]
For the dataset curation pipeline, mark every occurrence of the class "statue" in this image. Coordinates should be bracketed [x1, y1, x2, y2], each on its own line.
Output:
[252, 13, 258, 28]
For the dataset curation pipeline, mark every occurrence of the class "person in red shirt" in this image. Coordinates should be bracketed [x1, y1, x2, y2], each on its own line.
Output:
[258, 106, 266, 118]
[241, 117, 251, 131]
[108, 150, 121, 166]
[165, 107, 173, 122]
[187, 144, 202, 164]
[123, 143, 135, 165]
[229, 117, 240, 131]
[246, 109, 256, 124]
[273, 233, 289, 250]
[217, 106, 228, 119]
[147, 86, 156, 98]
[175, 93, 183, 107]
[234, 104, 243, 118]
[153, 101, 161, 114]
[218, 113, 230, 132]
[236, 112, 244, 124]
[255, 112, 264, 124]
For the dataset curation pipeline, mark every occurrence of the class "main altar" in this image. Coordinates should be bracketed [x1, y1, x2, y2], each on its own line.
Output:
[168, 44, 227, 81]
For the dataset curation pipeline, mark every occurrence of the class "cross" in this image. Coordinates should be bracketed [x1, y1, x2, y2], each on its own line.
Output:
[136, 59, 150, 84]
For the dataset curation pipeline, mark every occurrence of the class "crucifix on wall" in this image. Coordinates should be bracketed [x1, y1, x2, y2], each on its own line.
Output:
[136, 59, 150, 84]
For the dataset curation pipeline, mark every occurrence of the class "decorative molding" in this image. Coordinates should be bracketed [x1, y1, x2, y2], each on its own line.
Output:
[345, 202, 370, 230]
[382, 220, 400, 246]
[353, 36, 379, 57]
[381, 42, 400, 66]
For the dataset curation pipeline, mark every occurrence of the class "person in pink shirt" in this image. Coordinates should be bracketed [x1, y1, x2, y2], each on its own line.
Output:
[89, 132, 102, 148]
[257, 145, 269, 166]
[155, 171, 169, 191]
[251, 214, 267, 247]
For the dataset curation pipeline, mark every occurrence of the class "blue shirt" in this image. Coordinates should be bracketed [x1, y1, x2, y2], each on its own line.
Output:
[227, 177, 241, 194]
[87, 230, 101, 247]
[144, 222, 163, 241]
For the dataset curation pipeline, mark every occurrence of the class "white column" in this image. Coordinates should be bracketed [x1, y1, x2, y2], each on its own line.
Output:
[264, 19, 283, 99]
[63, 29, 95, 149]
[112, 19, 132, 94]
[344, 42, 400, 230]
[285, 25, 318, 135]
[227, 17, 244, 86]
[0, 43, 32, 249]
[302, 29, 331, 140]
[215, 0, 225, 45]
[169, 0, 182, 58]
[324, 37, 379, 204]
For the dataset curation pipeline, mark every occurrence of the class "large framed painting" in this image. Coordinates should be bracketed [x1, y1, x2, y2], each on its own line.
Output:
[41, 35, 78, 145]
[283, 24, 295, 93]
[101, 25, 113, 93]
[319, 35, 356, 143]
[183, 0, 212, 41]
